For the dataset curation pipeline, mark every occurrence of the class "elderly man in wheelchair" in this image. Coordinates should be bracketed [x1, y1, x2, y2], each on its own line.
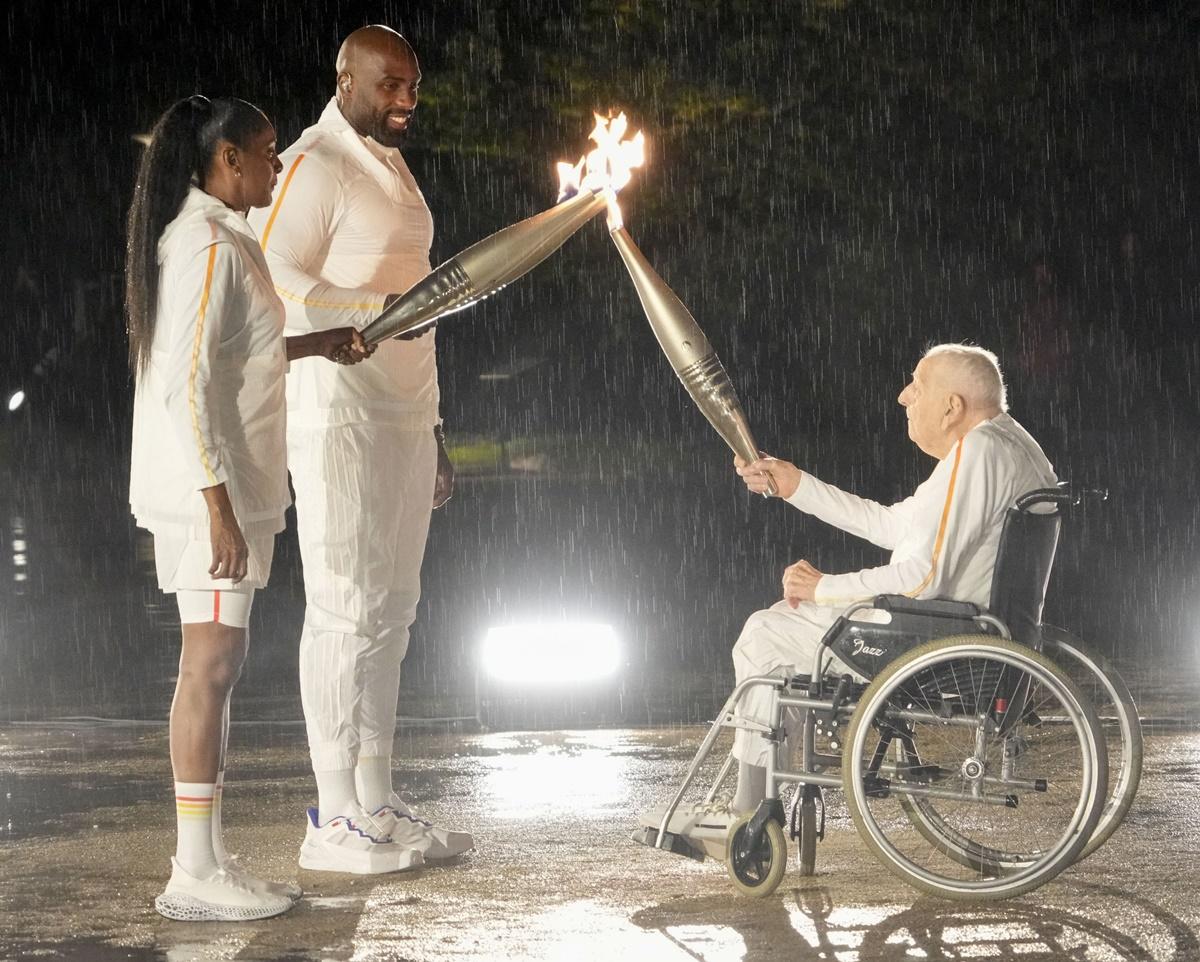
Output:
[633, 343, 1140, 900]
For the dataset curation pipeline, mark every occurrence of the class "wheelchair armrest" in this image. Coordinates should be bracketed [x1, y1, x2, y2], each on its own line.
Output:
[872, 594, 984, 620]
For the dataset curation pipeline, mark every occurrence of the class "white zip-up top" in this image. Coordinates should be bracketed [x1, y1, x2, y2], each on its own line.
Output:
[786, 414, 1057, 607]
[129, 187, 290, 538]
[248, 99, 438, 429]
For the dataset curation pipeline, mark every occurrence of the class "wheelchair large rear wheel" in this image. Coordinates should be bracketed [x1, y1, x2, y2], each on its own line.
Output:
[843, 635, 1107, 900]
[1041, 627, 1142, 860]
[901, 629, 1141, 869]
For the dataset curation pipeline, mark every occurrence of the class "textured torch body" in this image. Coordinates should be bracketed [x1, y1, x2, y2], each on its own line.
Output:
[609, 226, 773, 493]
[362, 190, 607, 345]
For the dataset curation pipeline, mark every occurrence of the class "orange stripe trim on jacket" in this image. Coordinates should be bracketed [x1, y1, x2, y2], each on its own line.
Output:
[258, 154, 305, 251]
[813, 438, 966, 607]
[188, 226, 220, 486]
[273, 286, 385, 312]
[902, 437, 964, 597]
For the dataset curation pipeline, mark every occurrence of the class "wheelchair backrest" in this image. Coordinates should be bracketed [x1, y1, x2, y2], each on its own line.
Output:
[987, 500, 1061, 649]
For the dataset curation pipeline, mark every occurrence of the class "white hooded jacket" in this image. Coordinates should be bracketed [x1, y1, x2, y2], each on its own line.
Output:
[129, 187, 290, 538]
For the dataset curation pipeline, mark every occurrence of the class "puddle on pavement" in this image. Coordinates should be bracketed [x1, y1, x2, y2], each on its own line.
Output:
[0, 942, 165, 961]
[0, 769, 165, 842]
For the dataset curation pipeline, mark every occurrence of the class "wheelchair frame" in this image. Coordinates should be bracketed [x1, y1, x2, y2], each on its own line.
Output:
[637, 485, 1141, 901]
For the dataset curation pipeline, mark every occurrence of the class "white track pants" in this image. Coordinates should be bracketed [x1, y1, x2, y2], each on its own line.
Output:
[730, 600, 866, 767]
[289, 421, 437, 773]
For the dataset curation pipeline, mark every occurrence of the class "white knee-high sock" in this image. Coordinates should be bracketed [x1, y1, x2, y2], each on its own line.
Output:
[211, 696, 231, 864]
[355, 756, 394, 813]
[316, 769, 359, 823]
[733, 761, 767, 814]
[210, 772, 228, 863]
[175, 781, 218, 877]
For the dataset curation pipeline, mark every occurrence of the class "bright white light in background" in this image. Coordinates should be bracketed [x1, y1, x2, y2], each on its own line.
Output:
[481, 622, 621, 684]
[6, 391, 25, 412]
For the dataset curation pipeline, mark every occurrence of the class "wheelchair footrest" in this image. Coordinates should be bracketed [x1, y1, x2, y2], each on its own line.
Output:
[631, 826, 706, 862]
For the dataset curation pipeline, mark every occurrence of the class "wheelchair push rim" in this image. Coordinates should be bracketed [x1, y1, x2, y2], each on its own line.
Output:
[842, 635, 1108, 901]
[901, 629, 1142, 871]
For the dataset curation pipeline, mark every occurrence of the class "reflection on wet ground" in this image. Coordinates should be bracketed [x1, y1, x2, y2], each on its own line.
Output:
[3, 724, 1200, 960]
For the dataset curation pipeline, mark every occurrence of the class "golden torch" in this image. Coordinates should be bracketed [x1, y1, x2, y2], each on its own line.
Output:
[362, 114, 645, 345]
[601, 185, 775, 494]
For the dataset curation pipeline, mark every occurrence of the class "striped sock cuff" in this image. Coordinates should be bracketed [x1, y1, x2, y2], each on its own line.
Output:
[175, 781, 216, 820]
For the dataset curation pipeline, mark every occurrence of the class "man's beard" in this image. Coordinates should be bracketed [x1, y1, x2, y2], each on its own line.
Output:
[372, 110, 413, 148]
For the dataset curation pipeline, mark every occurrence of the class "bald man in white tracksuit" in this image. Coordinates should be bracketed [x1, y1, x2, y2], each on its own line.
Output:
[249, 30, 473, 871]
[637, 345, 1057, 859]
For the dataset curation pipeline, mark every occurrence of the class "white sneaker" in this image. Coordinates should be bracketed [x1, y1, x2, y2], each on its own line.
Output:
[154, 858, 294, 922]
[371, 795, 474, 860]
[298, 805, 425, 875]
[635, 801, 737, 861]
[221, 853, 302, 901]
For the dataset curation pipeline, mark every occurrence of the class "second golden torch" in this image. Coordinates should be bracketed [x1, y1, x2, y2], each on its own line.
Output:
[604, 203, 776, 496]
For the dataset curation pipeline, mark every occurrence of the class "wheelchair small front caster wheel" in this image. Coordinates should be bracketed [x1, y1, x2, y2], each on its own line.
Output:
[726, 812, 787, 898]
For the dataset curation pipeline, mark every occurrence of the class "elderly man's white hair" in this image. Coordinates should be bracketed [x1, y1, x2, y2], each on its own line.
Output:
[923, 343, 1008, 413]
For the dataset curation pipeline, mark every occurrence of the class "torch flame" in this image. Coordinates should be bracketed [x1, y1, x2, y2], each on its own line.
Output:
[556, 111, 645, 228]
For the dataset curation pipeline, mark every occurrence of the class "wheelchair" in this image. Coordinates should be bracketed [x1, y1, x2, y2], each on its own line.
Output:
[634, 484, 1142, 901]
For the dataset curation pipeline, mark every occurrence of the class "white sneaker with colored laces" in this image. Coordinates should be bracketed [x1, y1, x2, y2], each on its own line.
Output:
[154, 858, 294, 922]
[370, 795, 474, 860]
[635, 800, 738, 861]
[221, 853, 302, 901]
[298, 805, 424, 875]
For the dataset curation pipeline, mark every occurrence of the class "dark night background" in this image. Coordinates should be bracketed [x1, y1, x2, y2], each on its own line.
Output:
[1, 0, 1198, 722]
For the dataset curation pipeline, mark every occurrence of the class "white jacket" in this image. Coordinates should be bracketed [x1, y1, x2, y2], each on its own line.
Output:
[787, 414, 1057, 607]
[129, 187, 290, 538]
[248, 99, 438, 429]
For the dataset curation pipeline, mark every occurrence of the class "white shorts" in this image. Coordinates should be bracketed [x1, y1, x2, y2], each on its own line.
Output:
[152, 531, 276, 592]
[176, 588, 255, 628]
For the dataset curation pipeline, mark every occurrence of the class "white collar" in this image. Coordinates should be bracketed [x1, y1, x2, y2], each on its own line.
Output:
[183, 186, 256, 240]
[318, 98, 399, 160]
[315, 97, 413, 196]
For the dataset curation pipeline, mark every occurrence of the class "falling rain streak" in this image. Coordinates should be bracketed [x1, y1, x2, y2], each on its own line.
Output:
[3, 0, 1197, 723]
[1, 0, 1199, 954]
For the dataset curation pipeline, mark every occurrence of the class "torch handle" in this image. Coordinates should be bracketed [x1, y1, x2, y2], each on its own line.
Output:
[361, 258, 475, 347]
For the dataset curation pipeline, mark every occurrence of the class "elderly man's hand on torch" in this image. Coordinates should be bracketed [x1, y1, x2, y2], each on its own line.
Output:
[782, 559, 823, 608]
[735, 454, 802, 499]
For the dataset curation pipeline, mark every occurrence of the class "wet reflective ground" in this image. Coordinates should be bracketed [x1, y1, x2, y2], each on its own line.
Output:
[3, 723, 1199, 961]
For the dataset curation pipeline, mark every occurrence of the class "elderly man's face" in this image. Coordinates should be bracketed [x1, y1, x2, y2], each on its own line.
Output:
[898, 357, 952, 458]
